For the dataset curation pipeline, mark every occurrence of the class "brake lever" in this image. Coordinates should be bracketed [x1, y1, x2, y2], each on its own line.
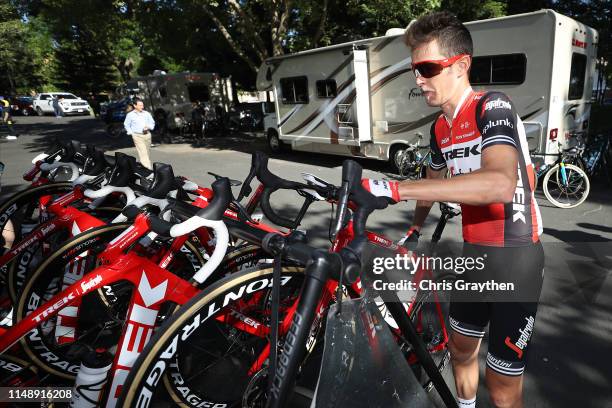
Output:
[230, 199, 257, 224]
[208, 171, 222, 180]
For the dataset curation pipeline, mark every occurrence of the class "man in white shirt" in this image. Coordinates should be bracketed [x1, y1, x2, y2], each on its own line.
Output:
[124, 98, 155, 169]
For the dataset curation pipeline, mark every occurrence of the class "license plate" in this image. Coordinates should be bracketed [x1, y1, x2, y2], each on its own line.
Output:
[78, 109, 83, 112]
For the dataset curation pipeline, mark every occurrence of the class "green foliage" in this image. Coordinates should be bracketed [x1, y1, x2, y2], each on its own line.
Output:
[1, 0, 609, 93]
[0, 3, 53, 94]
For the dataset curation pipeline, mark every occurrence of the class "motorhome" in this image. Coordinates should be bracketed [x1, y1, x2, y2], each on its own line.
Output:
[119, 71, 233, 132]
[257, 9, 599, 171]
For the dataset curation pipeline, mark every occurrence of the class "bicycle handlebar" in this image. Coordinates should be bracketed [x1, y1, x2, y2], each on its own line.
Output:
[239, 151, 336, 229]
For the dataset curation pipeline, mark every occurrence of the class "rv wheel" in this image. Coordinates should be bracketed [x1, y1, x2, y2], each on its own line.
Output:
[267, 130, 284, 153]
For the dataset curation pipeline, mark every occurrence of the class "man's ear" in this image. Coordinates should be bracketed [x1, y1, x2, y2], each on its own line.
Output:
[456, 56, 471, 78]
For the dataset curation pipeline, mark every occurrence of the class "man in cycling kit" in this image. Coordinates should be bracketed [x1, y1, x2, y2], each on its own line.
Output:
[361, 12, 544, 408]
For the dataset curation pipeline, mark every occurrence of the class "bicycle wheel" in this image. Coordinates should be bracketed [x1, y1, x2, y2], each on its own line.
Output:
[118, 264, 306, 408]
[14, 223, 205, 379]
[0, 183, 73, 322]
[406, 273, 455, 392]
[6, 206, 122, 305]
[543, 163, 590, 208]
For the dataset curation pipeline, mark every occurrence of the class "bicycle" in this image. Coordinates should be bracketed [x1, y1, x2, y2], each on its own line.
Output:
[393, 134, 431, 179]
[534, 141, 590, 208]
[581, 132, 612, 183]
[116, 155, 455, 408]
[0, 176, 236, 406]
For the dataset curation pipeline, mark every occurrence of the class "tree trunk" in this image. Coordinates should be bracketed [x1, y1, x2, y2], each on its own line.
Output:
[271, 0, 292, 56]
[312, 0, 329, 47]
[202, 5, 259, 72]
[227, 0, 269, 62]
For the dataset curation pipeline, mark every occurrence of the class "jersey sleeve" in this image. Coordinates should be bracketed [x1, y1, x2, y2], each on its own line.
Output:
[429, 119, 447, 171]
[476, 92, 519, 151]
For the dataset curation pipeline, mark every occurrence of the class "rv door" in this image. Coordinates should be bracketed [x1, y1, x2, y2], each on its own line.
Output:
[333, 48, 373, 144]
[352, 49, 373, 143]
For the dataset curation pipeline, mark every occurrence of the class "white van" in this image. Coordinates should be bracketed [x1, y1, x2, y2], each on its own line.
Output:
[257, 9, 599, 171]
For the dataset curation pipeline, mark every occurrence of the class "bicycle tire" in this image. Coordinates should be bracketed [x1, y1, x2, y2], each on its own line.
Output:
[0, 183, 73, 321]
[117, 264, 306, 408]
[6, 206, 123, 304]
[0, 354, 40, 388]
[14, 220, 210, 379]
[407, 273, 455, 392]
[543, 163, 590, 208]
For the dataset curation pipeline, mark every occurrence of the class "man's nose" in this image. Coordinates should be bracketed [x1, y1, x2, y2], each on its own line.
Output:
[415, 74, 426, 87]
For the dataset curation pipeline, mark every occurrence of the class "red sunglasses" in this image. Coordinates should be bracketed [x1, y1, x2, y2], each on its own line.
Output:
[412, 54, 469, 78]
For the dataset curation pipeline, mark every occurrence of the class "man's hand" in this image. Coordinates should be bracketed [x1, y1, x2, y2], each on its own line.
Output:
[398, 227, 420, 251]
[361, 179, 401, 203]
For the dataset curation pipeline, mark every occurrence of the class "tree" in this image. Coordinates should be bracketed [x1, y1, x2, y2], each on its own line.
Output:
[39, 0, 141, 88]
[0, 3, 53, 94]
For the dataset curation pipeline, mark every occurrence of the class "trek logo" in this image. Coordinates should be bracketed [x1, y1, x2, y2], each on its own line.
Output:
[504, 316, 535, 358]
[32, 292, 76, 323]
[482, 118, 514, 135]
[485, 98, 511, 111]
[372, 234, 392, 246]
[80, 274, 103, 294]
[512, 166, 526, 223]
[443, 144, 480, 161]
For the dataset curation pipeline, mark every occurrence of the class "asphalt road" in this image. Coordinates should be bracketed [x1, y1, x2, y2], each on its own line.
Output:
[1, 115, 611, 407]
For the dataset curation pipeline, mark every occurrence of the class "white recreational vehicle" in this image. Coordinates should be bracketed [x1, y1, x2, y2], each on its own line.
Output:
[256, 10, 599, 171]
[120, 72, 233, 132]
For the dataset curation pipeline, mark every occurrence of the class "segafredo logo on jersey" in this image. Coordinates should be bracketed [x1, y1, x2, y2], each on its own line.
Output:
[504, 316, 535, 358]
[484, 98, 512, 111]
[482, 118, 514, 135]
[80, 274, 103, 294]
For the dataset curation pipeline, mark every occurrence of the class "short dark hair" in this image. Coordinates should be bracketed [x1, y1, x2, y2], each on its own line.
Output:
[133, 97, 143, 105]
[404, 11, 473, 57]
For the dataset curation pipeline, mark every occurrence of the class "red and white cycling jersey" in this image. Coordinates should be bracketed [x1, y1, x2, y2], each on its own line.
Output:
[429, 88, 543, 247]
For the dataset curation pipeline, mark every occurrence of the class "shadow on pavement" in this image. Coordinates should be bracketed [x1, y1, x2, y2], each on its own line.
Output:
[543, 227, 612, 243]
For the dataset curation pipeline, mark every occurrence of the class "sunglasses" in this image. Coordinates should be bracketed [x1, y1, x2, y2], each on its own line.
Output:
[412, 54, 469, 79]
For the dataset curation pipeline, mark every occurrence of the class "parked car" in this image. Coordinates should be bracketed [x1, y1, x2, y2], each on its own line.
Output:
[102, 96, 133, 138]
[10, 96, 36, 116]
[32, 92, 91, 116]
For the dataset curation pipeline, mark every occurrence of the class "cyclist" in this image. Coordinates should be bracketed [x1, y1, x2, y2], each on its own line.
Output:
[362, 11, 544, 408]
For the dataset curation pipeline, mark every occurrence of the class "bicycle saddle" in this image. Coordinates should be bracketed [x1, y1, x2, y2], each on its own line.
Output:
[142, 162, 180, 199]
[106, 152, 138, 187]
[82, 145, 111, 176]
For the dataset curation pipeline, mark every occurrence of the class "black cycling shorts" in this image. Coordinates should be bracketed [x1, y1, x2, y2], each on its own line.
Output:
[448, 241, 544, 377]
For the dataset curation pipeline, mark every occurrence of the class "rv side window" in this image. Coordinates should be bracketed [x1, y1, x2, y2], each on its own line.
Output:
[280, 76, 309, 104]
[316, 79, 337, 98]
[491, 54, 526, 84]
[568, 53, 587, 100]
[159, 86, 167, 98]
[470, 54, 526, 85]
[470, 58, 491, 85]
